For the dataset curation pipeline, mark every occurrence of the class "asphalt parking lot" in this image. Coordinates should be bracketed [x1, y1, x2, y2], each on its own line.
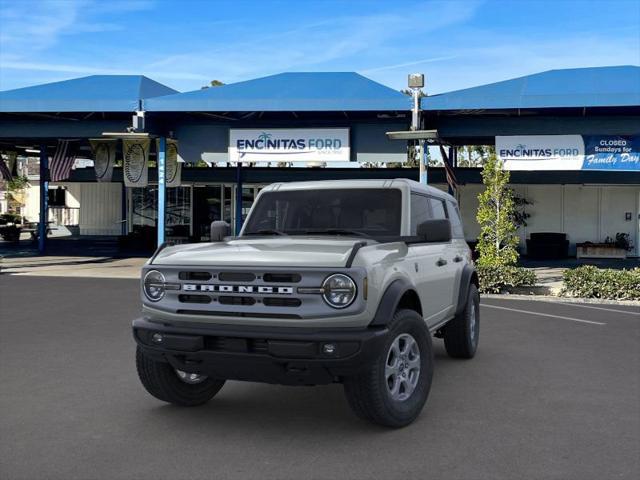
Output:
[1, 276, 638, 480]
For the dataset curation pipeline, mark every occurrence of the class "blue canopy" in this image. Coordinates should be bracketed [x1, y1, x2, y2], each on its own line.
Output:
[422, 66, 640, 111]
[0, 75, 178, 113]
[145, 72, 411, 112]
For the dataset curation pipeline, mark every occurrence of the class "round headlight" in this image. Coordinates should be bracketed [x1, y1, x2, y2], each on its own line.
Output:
[322, 274, 357, 309]
[143, 270, 166, 302]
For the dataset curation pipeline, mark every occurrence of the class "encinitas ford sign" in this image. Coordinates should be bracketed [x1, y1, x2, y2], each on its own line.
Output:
[229, 128, 350, 162]
[496, 135, 585, 170]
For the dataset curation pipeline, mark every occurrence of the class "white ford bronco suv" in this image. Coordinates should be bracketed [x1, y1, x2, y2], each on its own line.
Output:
[133, 179, 479, 427]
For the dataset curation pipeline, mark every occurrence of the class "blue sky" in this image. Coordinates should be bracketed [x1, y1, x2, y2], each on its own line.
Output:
[0, 0, 638, 94]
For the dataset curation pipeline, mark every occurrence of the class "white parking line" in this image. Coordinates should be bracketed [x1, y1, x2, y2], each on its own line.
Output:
[482, 304, 607, 325]
[545, 302, 640, 316]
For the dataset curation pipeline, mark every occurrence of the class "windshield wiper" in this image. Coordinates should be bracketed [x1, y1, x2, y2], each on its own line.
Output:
[243, 229, 288, 236]
[303, 229, 370, 238]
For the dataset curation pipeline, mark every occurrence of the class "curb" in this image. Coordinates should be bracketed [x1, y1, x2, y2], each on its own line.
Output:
[481, 293, 640, 307]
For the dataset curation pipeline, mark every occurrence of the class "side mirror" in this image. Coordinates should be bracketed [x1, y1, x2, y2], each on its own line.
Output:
[417, 219, 452, 243]
[210, 221, 231, 242]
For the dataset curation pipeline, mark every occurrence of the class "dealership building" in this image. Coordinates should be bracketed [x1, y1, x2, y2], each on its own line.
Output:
[1, 66, 639, 257]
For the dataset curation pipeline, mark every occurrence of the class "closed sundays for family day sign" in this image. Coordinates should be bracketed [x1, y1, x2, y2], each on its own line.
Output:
[497, 135, 640, 171]
[229, 128, 350, 162]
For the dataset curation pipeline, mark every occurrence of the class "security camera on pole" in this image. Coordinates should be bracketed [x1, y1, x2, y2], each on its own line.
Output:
[408, 73, 426, 184]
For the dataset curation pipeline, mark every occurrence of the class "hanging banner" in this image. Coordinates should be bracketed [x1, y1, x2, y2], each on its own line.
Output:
[156, 138, 181, 187]
[582, 135, 640, 171]
[122, 138, 149, 187]
[229, 128, 350, 163]
[90, 139, 116, 182]
[496, 135, 585, 170]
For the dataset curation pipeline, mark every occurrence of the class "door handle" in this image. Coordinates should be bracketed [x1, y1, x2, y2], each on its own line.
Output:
[436, 258, 447, 267]
[453, 256, 463, 263]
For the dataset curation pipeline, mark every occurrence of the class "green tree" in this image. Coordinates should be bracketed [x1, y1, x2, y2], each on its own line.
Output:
[476, 153, 519, 267]
[201, 79, 225, 89]
[457, 145, 495, 167]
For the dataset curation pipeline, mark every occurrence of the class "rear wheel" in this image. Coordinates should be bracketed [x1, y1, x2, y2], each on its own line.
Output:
[443, 284, 480, 359]
[136, 347, 225, 406]
[343, 309, 433, 428]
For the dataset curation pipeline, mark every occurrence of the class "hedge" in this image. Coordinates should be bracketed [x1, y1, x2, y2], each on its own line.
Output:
[562, 266, 640, 300]
[477, 265, 537, 294]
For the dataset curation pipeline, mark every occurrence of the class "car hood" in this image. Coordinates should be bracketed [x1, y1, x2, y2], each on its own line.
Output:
[151, 237, 371, 268]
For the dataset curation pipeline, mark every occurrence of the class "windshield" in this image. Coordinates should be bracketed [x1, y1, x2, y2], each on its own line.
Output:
[242, 188, 402, 238]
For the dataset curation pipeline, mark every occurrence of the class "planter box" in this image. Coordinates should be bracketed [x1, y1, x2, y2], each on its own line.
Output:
[576, 244, 627, 259]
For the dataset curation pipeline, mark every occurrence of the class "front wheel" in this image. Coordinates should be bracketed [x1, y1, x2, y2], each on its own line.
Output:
[343, 309, 434, 428]
[136, 347, 225, 406]
[443, 283, 480, 359]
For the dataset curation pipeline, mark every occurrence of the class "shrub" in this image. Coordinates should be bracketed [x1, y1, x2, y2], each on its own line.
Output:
[477, 265, 537, 294]
[562, 266, 640, 300]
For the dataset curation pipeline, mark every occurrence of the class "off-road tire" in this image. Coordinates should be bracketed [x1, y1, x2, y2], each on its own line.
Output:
[136, 347, 225, 406]
[443, 283, 480, 359]
[343, 309, 433, 428]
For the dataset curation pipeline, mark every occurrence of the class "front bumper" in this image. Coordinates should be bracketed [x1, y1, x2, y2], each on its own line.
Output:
[133, 317, 389, 386]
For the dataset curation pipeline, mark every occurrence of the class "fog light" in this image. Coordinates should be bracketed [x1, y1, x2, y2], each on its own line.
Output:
[322, 343, 337, 354]
[152, 333, 163, 344]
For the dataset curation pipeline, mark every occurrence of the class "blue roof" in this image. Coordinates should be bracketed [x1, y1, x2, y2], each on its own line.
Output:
[422, 66, 640, 111]
[0, 75, 178, 113]
[145, 72, 411, 112]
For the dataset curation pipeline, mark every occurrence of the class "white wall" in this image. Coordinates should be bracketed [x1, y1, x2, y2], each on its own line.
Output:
[456, 183, 640, 257]
[78, 182, 122, 235]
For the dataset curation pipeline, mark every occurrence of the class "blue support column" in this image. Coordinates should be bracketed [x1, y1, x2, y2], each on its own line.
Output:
[38, 145, 48, 254]
[157, 137, 166, 246]
[235, 162, 243, 235]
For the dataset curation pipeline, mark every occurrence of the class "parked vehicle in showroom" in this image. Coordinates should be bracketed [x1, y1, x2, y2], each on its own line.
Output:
[133, 179, 479, 427]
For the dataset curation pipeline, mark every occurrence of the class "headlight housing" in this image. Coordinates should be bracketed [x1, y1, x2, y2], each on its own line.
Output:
[143, 270, 166, 302]
[322, 274, 357, 309]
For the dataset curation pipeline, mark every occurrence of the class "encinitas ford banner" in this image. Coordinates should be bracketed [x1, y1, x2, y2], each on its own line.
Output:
[497, 135, 640, 171]
[496, 135, 584, 170]
[229, 128, 350, 163]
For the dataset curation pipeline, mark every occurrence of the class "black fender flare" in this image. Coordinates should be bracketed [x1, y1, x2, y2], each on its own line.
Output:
[455, 265, 478, 316]
[369, 278, 416, 327]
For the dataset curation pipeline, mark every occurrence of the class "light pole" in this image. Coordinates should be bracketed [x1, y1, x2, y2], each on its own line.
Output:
[408, 74, 426, 184]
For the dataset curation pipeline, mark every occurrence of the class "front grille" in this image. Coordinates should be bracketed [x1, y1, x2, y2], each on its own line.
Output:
[263, 297, 302, 307]
[179, 271, 212, 281]
[179, 294, 211, 304]
[263, 273, 301, 283]
[219, 272, 256, 282]
[219, 296, 256, 306]
[158, 267, 364, 320]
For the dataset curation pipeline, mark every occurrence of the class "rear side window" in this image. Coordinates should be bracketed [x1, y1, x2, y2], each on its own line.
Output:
[446, 200, 465, 238]
[428, 198, 448, 220]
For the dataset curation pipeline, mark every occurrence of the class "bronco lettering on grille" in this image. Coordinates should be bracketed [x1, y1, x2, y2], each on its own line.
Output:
[182, 284, 294, 294]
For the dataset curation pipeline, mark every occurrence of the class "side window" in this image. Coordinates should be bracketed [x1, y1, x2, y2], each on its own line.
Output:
[428, 198, 447, 220]
[447, 201, 465, 239]
[410, 193, 432, 234]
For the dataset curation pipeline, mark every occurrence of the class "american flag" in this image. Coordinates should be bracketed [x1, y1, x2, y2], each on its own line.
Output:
[439, 145, 458, 192]
[49, 140, 78, 182]
[0, 156, 12, 181]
